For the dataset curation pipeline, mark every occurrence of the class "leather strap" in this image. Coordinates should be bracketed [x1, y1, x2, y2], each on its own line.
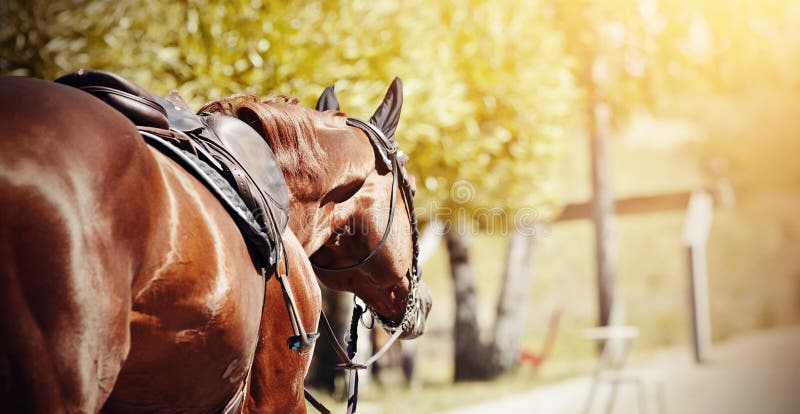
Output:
[318, 309, 403, 372]
[304, 389, 331, 414]
[303, 307, 403, 414]
[220, 368, 251, 414]
[276, 265, 315, 355]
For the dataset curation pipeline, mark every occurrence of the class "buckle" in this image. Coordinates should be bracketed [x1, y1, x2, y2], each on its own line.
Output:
[287, 332, 320, 351]
[335, 363, 368, 371]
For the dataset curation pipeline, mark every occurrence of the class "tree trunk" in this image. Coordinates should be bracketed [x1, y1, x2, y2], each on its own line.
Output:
[487, 227, 539, 375]
[584, 55, 620, 328]
[448, 224, 541, 381]
[446, 227, 487, 381]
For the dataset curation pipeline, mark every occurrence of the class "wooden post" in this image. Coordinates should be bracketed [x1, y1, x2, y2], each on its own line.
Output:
[682, 190, 714, 363]
[587, 56, 619, 328]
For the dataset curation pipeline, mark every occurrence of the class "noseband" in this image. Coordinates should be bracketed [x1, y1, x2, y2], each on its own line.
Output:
[310, 118, 422, 335]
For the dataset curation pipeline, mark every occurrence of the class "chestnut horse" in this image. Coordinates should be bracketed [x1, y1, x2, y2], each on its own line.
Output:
[0, 76, 431, 413]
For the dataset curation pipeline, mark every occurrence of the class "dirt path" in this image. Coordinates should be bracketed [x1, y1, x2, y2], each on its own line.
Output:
[443, 325, 800, 414]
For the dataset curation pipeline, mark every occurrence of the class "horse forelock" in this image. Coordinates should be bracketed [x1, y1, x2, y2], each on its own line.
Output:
[200, 95, 329, 201]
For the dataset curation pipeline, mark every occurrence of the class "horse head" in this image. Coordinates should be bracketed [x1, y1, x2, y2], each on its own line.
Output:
[201, 79, 431, 339]
[309, 79, 432, 339]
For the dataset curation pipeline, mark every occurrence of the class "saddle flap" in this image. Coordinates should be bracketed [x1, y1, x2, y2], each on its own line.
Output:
[203, 113, 290, 231]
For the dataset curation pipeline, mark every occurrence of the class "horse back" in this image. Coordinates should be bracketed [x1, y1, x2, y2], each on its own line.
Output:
[0, 76, 318, 413]
[0, 76, 168, 411]
[0, 76, 168, 290]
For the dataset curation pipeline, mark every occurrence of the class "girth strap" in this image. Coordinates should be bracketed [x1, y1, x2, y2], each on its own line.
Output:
[220, 368, 251, 414]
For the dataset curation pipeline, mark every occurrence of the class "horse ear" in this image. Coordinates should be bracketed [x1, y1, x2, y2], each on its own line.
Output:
[315, 84, 340, 112]
[369, 77, 403, 140]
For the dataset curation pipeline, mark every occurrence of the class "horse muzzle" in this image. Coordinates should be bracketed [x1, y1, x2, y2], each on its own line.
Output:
[400, 282, 432, 339]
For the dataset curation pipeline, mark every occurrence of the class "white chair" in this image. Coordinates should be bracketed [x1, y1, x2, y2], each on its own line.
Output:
[582, 326, 665, 414]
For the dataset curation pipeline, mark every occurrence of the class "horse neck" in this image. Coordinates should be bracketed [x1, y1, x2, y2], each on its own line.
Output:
[285, 198, 336, 256]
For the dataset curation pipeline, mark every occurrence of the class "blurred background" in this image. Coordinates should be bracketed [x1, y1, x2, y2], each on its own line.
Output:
[3, 0, 799, 412]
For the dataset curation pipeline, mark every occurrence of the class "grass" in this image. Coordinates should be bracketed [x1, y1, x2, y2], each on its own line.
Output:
[308, 191, 800, 414]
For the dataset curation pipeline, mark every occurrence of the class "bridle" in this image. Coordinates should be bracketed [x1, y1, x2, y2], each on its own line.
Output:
[303, 117, 423, 414]
[310, 117, 422, 336]
[225, 116, 422, 414]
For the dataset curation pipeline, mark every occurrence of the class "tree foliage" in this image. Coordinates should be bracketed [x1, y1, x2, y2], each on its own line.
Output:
[545, 0, 800, 192]
[1, 0, 578, 218]
[3, 0, 799, 208]
[550, 0, 800, 115]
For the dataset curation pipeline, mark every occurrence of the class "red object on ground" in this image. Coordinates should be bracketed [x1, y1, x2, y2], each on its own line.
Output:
[519, 350, 545, 367]
[518, 307, 562, 368]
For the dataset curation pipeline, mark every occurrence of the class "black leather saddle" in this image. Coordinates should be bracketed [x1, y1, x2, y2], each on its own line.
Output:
[55, 69, 289, 269]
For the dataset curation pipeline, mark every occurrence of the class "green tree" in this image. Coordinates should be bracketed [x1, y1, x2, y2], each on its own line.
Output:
[1, 0, 578, 382]
[2, 0, 574, 212]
